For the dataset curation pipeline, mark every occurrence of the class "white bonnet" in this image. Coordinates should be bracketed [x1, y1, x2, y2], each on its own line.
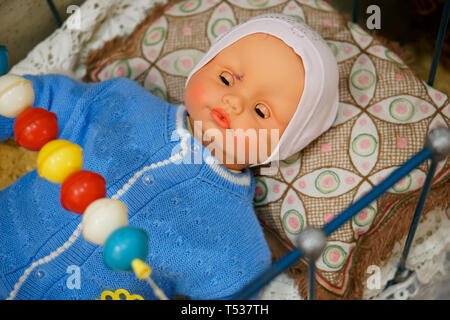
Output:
[185, 13, 339, 166]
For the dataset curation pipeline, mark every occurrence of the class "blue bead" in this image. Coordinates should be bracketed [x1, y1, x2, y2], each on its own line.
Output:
[103, 226, 149, 272]
[0, 45, 9, 76]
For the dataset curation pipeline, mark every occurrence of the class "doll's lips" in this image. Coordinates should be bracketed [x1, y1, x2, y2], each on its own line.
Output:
[211, 108, 230, 129]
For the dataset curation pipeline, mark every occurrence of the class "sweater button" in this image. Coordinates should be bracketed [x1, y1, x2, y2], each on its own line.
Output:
[35, 270, 46, 279]
[142, 173, 154, 186]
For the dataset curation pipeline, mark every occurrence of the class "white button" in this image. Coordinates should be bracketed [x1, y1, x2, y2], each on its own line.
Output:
[142, 173, 154, 185]
[35, 270, 45, 279]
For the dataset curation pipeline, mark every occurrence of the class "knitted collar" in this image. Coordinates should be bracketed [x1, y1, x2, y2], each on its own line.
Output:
[169, 104, 253, 193]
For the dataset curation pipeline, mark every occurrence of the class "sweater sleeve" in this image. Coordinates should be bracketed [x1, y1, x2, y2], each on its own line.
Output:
[0, 74, 95, 143]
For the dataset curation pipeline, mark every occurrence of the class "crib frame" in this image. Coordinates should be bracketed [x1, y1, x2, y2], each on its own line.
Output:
[0, 0, 449, 300]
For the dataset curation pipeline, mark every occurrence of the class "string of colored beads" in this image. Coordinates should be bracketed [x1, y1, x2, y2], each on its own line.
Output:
[0, 74, 167, 299]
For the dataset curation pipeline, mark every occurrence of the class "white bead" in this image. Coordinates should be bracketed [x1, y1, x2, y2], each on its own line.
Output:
[0, 74, 35, 118]
[81, 198, 128, 245]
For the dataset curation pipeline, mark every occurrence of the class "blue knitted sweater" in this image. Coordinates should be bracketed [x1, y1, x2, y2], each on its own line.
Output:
[0, 74, 271, 300]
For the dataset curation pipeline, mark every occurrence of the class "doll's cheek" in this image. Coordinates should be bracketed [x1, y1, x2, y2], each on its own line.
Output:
[185, 81, 205, 106]
[191, 82, 206, 102]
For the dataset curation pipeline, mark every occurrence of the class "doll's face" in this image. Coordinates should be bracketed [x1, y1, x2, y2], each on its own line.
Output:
[184, 32, 305, 170]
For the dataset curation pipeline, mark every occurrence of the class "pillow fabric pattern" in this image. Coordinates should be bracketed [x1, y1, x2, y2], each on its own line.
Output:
[84, 0, 450, 299]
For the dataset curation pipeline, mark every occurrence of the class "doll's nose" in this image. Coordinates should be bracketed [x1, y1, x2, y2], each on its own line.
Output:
[222, 94, 243, 115]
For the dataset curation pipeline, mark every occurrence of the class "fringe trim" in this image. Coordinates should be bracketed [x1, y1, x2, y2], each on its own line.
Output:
[83, 0, 185, 82]
[264, 175, 449, 299]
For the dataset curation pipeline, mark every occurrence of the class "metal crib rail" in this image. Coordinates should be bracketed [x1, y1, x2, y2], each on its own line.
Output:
[428, 0, 450, 86]
[353, 0, 360, 23]
[46, 0, 63, 27]
[231, 127, 449, 300]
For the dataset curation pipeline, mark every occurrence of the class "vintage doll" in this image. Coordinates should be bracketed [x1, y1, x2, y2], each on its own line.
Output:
[0, 14, 338, 300]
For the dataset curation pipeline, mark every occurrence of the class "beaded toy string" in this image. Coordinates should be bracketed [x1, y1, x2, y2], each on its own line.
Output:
[0, 74, 169, 300]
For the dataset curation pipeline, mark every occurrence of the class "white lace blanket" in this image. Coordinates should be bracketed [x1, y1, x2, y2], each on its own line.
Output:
[9, 0, 450, 300]
[11, 0, 162, 78]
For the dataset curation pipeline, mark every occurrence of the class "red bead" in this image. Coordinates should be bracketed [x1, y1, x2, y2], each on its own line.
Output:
[14, 107, 59, 151]
[60, 170, 107, 214]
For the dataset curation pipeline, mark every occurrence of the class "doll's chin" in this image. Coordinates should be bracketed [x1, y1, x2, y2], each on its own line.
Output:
[200, 120, 225, 136]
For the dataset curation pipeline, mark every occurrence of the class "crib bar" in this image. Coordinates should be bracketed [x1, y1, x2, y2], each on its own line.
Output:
[307, 261, 316, 300]
[353, 0, 360, 23]
[399, 159, 438, 272]
[428, 0, 450, 86]
[231, 147, 433, 300]
[322, 147, 432, 236]
[46, 0, 63, 27]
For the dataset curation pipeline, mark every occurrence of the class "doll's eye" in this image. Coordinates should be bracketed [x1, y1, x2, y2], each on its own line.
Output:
[219, 71, 234, 87]
[255, 104, 270, 119]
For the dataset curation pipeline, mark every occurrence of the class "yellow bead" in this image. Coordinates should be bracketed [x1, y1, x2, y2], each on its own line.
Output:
[37, 139, 83, 183]
[131, 258, 152, 280]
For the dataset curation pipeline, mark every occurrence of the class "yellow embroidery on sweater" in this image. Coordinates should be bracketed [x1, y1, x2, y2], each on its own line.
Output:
[98, 288, 144, 300]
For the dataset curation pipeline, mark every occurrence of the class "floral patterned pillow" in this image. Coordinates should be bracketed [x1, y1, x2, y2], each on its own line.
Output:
[83, 0, 450, 299]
